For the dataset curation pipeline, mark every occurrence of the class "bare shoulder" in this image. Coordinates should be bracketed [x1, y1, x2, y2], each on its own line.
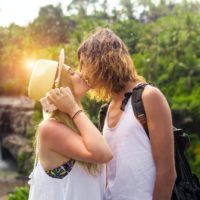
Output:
[38, 119, 70, 141]
[38, 118, 58, 131]
[142, 85, 166, 104]
[141, 85, 172, 122]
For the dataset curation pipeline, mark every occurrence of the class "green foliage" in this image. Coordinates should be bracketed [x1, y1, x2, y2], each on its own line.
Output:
[82, 95, 102, 127]
[111, 20, 141, 53]
[134, 12, 200, 132]
[67, 0, 99, 17]
[17, 151, 34, 175]
[7, 186, 29, 200]
[19, 102, 42, 175]
[29, 4, 70, 47]
[186, 134, 200, 179]
[26, 102, 43, 141]
[69, 16, 109, 44]
[0, 0, 200, 179]
[0, 79, 26, 95]
[120, 0, 135, 20]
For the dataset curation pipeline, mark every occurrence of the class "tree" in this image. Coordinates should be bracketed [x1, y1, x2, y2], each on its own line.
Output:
[29, 4, 70, 47]
[111, 20, 141, 54]
[91, 0, 110, 20]
[120, 0, 135, 20]
[67, 0, 98, 17]
[0, 24, 28, 95]
[134, 12, 200, 133]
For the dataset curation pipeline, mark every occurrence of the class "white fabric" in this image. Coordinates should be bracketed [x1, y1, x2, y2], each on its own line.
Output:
[103, 98, 156, 200]
[28, 162, 104, 200]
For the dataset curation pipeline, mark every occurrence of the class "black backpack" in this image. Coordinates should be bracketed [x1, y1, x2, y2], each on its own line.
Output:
[99, 83, 200, 200]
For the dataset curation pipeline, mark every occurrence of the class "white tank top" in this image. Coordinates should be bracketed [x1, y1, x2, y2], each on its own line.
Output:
[28, 162, 104, 200]
[103, 98, 156, 200]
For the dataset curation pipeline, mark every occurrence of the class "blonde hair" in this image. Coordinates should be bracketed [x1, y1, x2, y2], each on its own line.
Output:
[78, 28, 145, 101]
[36, 66, 101, 176]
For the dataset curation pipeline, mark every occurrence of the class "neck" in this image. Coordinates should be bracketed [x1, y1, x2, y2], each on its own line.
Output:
[111, 81, 139, 102]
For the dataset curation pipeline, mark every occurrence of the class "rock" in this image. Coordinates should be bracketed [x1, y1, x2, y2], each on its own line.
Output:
[2, 134, 32, 161]
[2, 134, 34, 175]
[0, 96, 34, 109]
[0, 96, 34, 135]
[0, 96, 35, 175]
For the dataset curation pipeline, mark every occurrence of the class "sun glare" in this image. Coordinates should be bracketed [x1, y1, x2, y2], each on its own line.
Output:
[25, 59, 36, 70]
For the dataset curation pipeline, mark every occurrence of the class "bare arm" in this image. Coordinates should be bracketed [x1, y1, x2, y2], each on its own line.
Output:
[39, 119, 112, 163]
[42, 87, 113, 163]
[142, 86, 176, 200]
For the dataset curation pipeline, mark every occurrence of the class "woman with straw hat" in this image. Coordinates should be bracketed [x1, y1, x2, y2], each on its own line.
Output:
[28, 50, 113, 200]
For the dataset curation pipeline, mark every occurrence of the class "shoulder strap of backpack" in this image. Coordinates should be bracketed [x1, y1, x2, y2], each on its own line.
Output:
[131, 83, 149, 136]
[98, 103, 109, 132]
[98, 83, 150, 134]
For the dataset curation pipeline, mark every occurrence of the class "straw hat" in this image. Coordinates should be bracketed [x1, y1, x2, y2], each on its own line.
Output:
[28, 49, 65, 101]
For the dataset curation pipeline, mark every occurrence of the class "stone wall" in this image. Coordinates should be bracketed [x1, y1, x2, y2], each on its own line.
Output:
[0, 96, 34, 165]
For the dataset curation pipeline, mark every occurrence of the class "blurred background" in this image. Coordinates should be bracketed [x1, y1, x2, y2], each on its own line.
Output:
[0, 0, 200, 199]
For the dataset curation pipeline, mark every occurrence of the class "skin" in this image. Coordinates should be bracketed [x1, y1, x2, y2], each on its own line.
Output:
[80, 60, 176, 200]
[38, 69, 113, 171]
[51, 52, 176, 198]
[105, 83, 176, 200]
[142, 85, 176, 200]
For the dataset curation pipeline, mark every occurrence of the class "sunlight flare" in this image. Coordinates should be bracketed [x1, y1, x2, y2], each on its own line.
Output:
[25, 59, 36, 71]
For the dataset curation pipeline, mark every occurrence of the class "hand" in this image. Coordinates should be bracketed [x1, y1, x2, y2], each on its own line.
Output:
[40, 96, 57, 112]
[47, 87, 80, 117]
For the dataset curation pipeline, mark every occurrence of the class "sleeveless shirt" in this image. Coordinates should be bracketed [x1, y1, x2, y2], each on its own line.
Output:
[103, 98, 156, 200]
[28, 162, 104, 200]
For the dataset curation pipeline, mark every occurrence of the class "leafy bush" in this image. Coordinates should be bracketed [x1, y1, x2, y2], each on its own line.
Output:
[7, 186, 29, 200]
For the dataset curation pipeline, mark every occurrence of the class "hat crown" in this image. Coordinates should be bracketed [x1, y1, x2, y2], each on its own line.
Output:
[28, 59, 58, 101]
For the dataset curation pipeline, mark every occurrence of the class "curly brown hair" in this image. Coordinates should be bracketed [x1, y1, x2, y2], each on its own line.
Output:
[77, 28, 145, 101]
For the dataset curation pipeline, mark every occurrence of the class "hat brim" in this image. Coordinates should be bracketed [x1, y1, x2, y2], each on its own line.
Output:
[28, 59, 58, 101]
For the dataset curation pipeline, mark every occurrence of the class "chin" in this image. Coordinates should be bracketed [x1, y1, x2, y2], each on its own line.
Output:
[74, 87, 89, 98]
[75, 92, 85, 99]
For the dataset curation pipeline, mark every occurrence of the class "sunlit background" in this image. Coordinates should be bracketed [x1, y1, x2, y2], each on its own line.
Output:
[0, 0, 118, 26]
[0, 0, 196, 26]
[0, 0, 200, 199]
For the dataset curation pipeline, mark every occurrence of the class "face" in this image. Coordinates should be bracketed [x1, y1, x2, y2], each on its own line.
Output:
[79, 54, 93, 89]
[64, 65, 91, 98]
